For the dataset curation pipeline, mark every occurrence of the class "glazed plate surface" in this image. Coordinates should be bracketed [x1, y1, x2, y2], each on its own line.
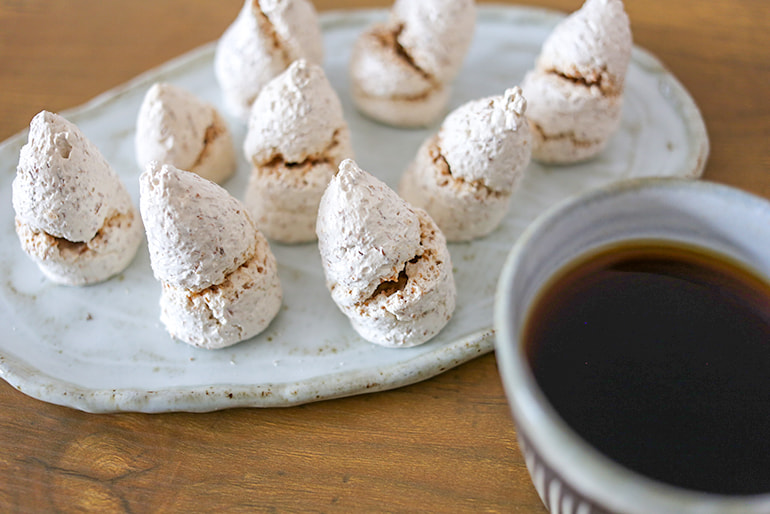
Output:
[0, 6, 708, 412]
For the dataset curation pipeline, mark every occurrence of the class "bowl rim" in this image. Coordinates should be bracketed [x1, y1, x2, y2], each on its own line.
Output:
[494, 176, 770, 513]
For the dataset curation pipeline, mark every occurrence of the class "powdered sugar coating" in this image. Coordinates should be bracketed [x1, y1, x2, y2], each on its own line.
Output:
[214, 0, 323, 120]
[538, 0, 632, 93]
[317, 159, 456, 347]
[349, 24, 450, 127]
[12, 111, 142, 285]
[243, 60, 354, 243]
[140, 162, 282, 349]
[159, 238, 282, 350]
[139, 162, 257, 292]
[261, 0, 323, 69]
[439, 87, 531, 192]
[522, 0, 631, 164]
[400, 88, 532, 242]
[15, 212, 143, 286]
[392, 0, 476, 82]
[522, 69, 622, 162]
[245, 161, 339, 244]
[243, 60, 350, 167]
[400, 138, 510, 242]
[349, 0, 476, 127]
[135, 82, 235, 183]
[338, 209, 456, 348]
[13, 111, 135, 243]
[318, 159, 422, 308]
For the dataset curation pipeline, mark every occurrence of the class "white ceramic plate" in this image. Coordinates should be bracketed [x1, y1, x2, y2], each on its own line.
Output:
[0, 6, 708, 413]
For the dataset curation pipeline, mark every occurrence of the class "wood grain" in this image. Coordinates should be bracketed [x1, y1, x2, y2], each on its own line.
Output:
[0, 0, 768, 511]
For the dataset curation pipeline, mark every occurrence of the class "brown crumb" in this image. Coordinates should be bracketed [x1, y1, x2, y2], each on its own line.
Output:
[191, 118, 225, 170]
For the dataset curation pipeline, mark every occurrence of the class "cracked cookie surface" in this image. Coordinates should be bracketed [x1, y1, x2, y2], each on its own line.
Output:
[317, 159, 455, 347]
[12, 111, 142, 285]
[400, 88, 532, 242]
[135, 82, 235, 184]
[140, 162, 282, 349]
[521, 0, 632, 164]
[214, 0, 323, 120]
[243, 60, 353, 243]
[349, 0, 475, 128]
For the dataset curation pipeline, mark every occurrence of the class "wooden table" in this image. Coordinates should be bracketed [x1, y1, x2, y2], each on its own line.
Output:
[0, 0, 767, 511]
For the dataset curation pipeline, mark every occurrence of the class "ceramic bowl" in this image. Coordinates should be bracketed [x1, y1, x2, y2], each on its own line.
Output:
[494, 177, 770, 513]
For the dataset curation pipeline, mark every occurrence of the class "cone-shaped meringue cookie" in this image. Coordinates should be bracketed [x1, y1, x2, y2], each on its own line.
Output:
[12, 111, 143, 286]
[521, 0, 632, 164]
[135, 82, 235, 184]
[400, 87, 532, 242]
[139, 162, 282, 349]
[317, 159, 456, 348]
[214, 0, 324, 121]
[243, 60, 354, 244]
[350, 0, 476, 128]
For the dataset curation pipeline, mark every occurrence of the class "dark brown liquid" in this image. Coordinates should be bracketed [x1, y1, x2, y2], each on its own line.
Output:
[524, 242, 770, 495]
